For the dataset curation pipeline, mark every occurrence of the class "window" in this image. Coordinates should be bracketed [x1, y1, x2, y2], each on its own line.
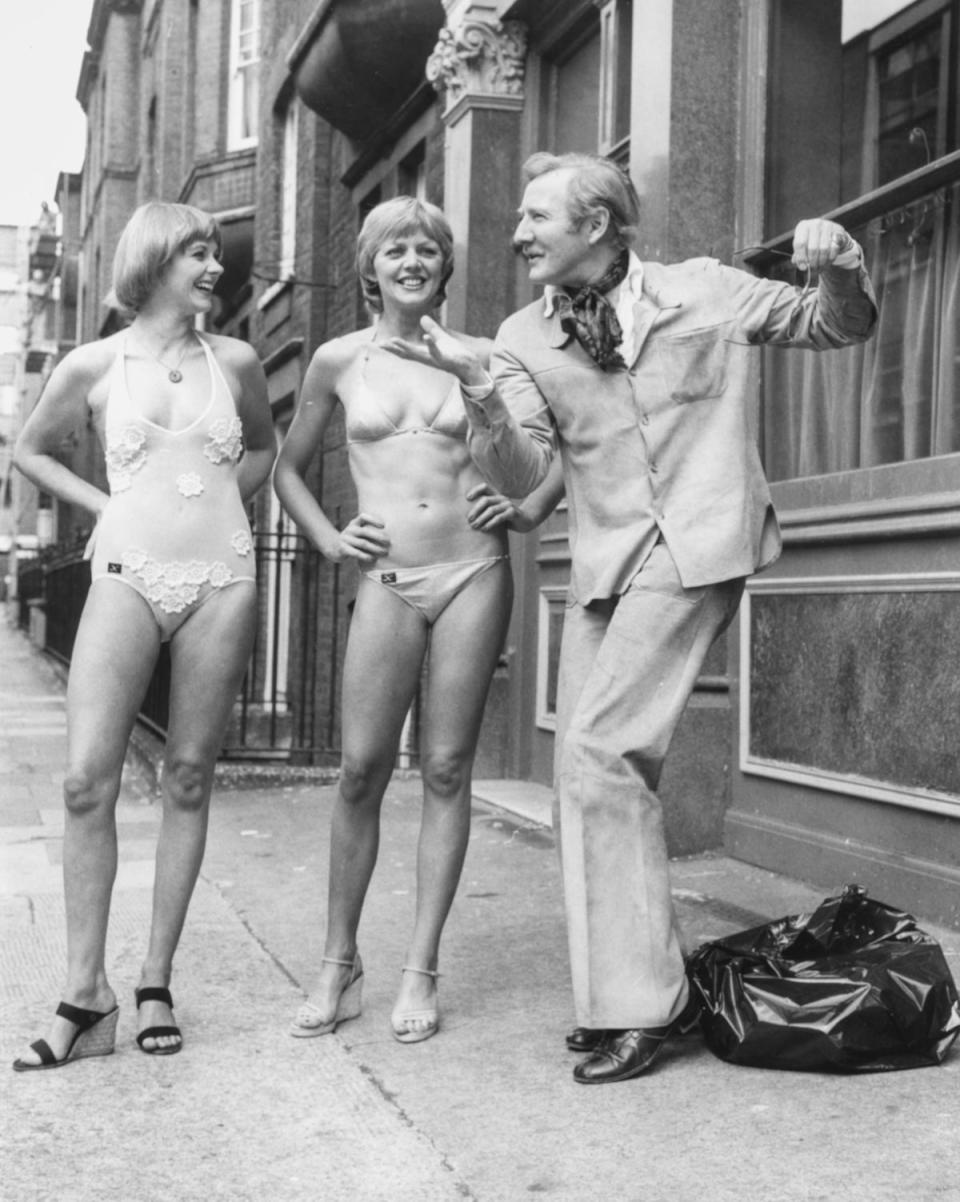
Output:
[356, 186, 382, 321]
[359, 186, 381, 225]
[537, 0, 632, 163]
[536, 588, 566, 731]
[875, 24, 944, 183]
[759, 0, 960, 480]
[97, 72, 107, 182]
[262, 419, 294, 714]
[228, 0, 260, 149]
[398, 143, 426, 200]
[599, 0, 632, 163]
[184, 0, 199, 165]
[279, 99, 299, 277]
[541, 18, 600, 155]
[145, 97, 157, 197]
[533, 0, 629, 162]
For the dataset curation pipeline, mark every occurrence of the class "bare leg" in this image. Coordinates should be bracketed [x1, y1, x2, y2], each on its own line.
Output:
[295, 576, 429, 1025]
[136, 581, 257, 1051]
[15, 581, 160, 1065]
[393, 560, 513, 1033]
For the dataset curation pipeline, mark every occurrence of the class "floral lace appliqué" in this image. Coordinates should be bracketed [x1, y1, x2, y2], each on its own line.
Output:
[203, 417, 243, 465]
[177, 472, 204, 498]
[230, 529, 252, 557]
[121, 548, 234, 614]
[105, 426, 147, 492]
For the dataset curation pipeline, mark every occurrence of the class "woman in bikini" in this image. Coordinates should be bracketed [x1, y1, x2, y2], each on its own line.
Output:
[274, 197, 514, 1043]
[12, 202, 275, 1071]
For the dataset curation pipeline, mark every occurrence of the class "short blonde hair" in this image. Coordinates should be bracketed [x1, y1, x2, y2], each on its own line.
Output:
[112, 202, 222, 312]
[355, 197, 454, 315]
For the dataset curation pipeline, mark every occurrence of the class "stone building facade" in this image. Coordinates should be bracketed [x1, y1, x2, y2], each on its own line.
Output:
[18, 0, 960, 922]
[276, 0, 960, 923]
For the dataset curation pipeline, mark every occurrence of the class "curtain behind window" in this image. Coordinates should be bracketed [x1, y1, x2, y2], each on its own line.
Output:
[764, 179, 960, 480]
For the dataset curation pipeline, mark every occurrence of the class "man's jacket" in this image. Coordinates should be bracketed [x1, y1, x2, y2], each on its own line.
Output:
[465, 256, 877, 599]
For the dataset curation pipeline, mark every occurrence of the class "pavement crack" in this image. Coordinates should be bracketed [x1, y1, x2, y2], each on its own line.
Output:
[353, 1060, 480, 1200]
[201, 870, 303, 991]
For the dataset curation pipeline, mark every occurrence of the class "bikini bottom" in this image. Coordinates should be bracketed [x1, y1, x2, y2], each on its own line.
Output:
[363, 556, 507, 625]
[90, 569, 256, 643]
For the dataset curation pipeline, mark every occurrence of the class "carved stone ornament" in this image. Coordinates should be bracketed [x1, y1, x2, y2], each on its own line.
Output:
[426, 19, 528, 105]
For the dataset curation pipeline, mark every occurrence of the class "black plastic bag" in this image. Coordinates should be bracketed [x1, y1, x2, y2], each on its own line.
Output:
[687, 884, 960, 1073]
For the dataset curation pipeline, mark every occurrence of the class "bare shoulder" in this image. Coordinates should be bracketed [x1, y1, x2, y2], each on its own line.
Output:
[201, 331, 261, 373]
[310, 329, 369, 374]
[55, 334, 122, 388]
[38, 336, 123, 418]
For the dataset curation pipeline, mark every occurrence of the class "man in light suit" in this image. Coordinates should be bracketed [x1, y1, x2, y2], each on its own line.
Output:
[387, 152, 877, 1083]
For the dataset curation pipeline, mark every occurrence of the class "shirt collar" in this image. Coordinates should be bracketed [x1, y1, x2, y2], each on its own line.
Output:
[543, 251, 645, 316]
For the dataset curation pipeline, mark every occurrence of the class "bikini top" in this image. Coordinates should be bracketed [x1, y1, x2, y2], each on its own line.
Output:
[103, 332, 244, 494]
[345, 344, 468, 445]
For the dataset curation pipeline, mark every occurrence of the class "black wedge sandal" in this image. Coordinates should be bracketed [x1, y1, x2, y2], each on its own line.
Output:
[12, 1001, 120, 1072]
[135, 986, 182, 1056]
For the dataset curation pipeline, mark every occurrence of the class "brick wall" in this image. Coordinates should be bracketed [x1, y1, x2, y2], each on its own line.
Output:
[253, 2, 344, 758]
[66, 0, 479, 766]
[194, 0, 228, 163]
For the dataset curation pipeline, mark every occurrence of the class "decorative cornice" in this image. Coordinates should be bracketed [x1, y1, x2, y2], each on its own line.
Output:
[426, 18, 527, 109]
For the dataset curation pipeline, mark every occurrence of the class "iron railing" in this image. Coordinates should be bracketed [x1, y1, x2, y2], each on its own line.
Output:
[16, 528, 348, 765]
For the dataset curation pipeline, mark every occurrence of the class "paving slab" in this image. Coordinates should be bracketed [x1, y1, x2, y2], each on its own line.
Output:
[3, 615, 959, 1201]
[0, 620, 467, 1202]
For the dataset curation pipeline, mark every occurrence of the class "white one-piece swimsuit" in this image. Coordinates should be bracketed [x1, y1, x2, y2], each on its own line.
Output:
[89, 333, 255, 641]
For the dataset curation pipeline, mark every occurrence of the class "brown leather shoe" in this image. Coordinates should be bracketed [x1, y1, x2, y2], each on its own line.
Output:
[572, 992, 701, 1084]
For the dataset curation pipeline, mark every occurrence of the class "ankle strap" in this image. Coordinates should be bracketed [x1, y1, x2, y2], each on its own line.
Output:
[135, 986, 173, 1009]
[321, 955, 357, 968]
[401, 965, 440, 979]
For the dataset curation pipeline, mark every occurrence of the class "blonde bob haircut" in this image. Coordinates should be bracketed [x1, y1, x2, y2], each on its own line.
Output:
[355, 197, 454, 315]
[112, 202, 222, 312]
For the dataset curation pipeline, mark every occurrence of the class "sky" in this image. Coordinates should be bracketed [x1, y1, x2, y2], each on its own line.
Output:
[0, 0, 916, 229]
[0, 2, 96, 227]
[842, 0, 914, 40]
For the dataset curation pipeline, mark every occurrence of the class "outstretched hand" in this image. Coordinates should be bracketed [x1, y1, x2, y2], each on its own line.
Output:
[380, 316, 489, 387]
[792, 218, 856, 272]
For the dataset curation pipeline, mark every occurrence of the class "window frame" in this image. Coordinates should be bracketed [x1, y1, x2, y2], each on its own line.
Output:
[228, 0, 261, 151]
[597, 0, 632, 164]
[278, 98, 299, 279]
[859, 0, 954, 191]
[535, 586, 567, 732]
[748, 0, 960, 485]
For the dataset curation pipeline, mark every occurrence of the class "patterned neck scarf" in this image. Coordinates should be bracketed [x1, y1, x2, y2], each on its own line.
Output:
[555, 250, 630, 371]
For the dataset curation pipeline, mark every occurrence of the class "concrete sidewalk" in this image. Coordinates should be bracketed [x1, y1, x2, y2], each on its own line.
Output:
[2, 615, 959, 1201]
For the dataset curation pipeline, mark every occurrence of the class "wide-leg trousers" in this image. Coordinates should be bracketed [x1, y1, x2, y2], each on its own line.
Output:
[555, 541, 744, 1028]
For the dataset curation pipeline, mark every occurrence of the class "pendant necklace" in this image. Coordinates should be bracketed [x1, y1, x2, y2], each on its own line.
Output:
[136, 332, 196, 383]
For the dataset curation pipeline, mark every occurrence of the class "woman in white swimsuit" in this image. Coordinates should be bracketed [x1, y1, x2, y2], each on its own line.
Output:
[274, 197, 514, 1043]
[12, 202, 275, 1071]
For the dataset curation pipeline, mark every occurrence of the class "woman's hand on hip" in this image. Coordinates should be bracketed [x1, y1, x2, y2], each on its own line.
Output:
[467, 483, 522, 531]
[336, 513, 390, 565]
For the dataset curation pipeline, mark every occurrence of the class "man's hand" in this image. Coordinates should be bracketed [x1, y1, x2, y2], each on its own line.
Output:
[381, 316, 490, 388]
[792, 219, 856, 271]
